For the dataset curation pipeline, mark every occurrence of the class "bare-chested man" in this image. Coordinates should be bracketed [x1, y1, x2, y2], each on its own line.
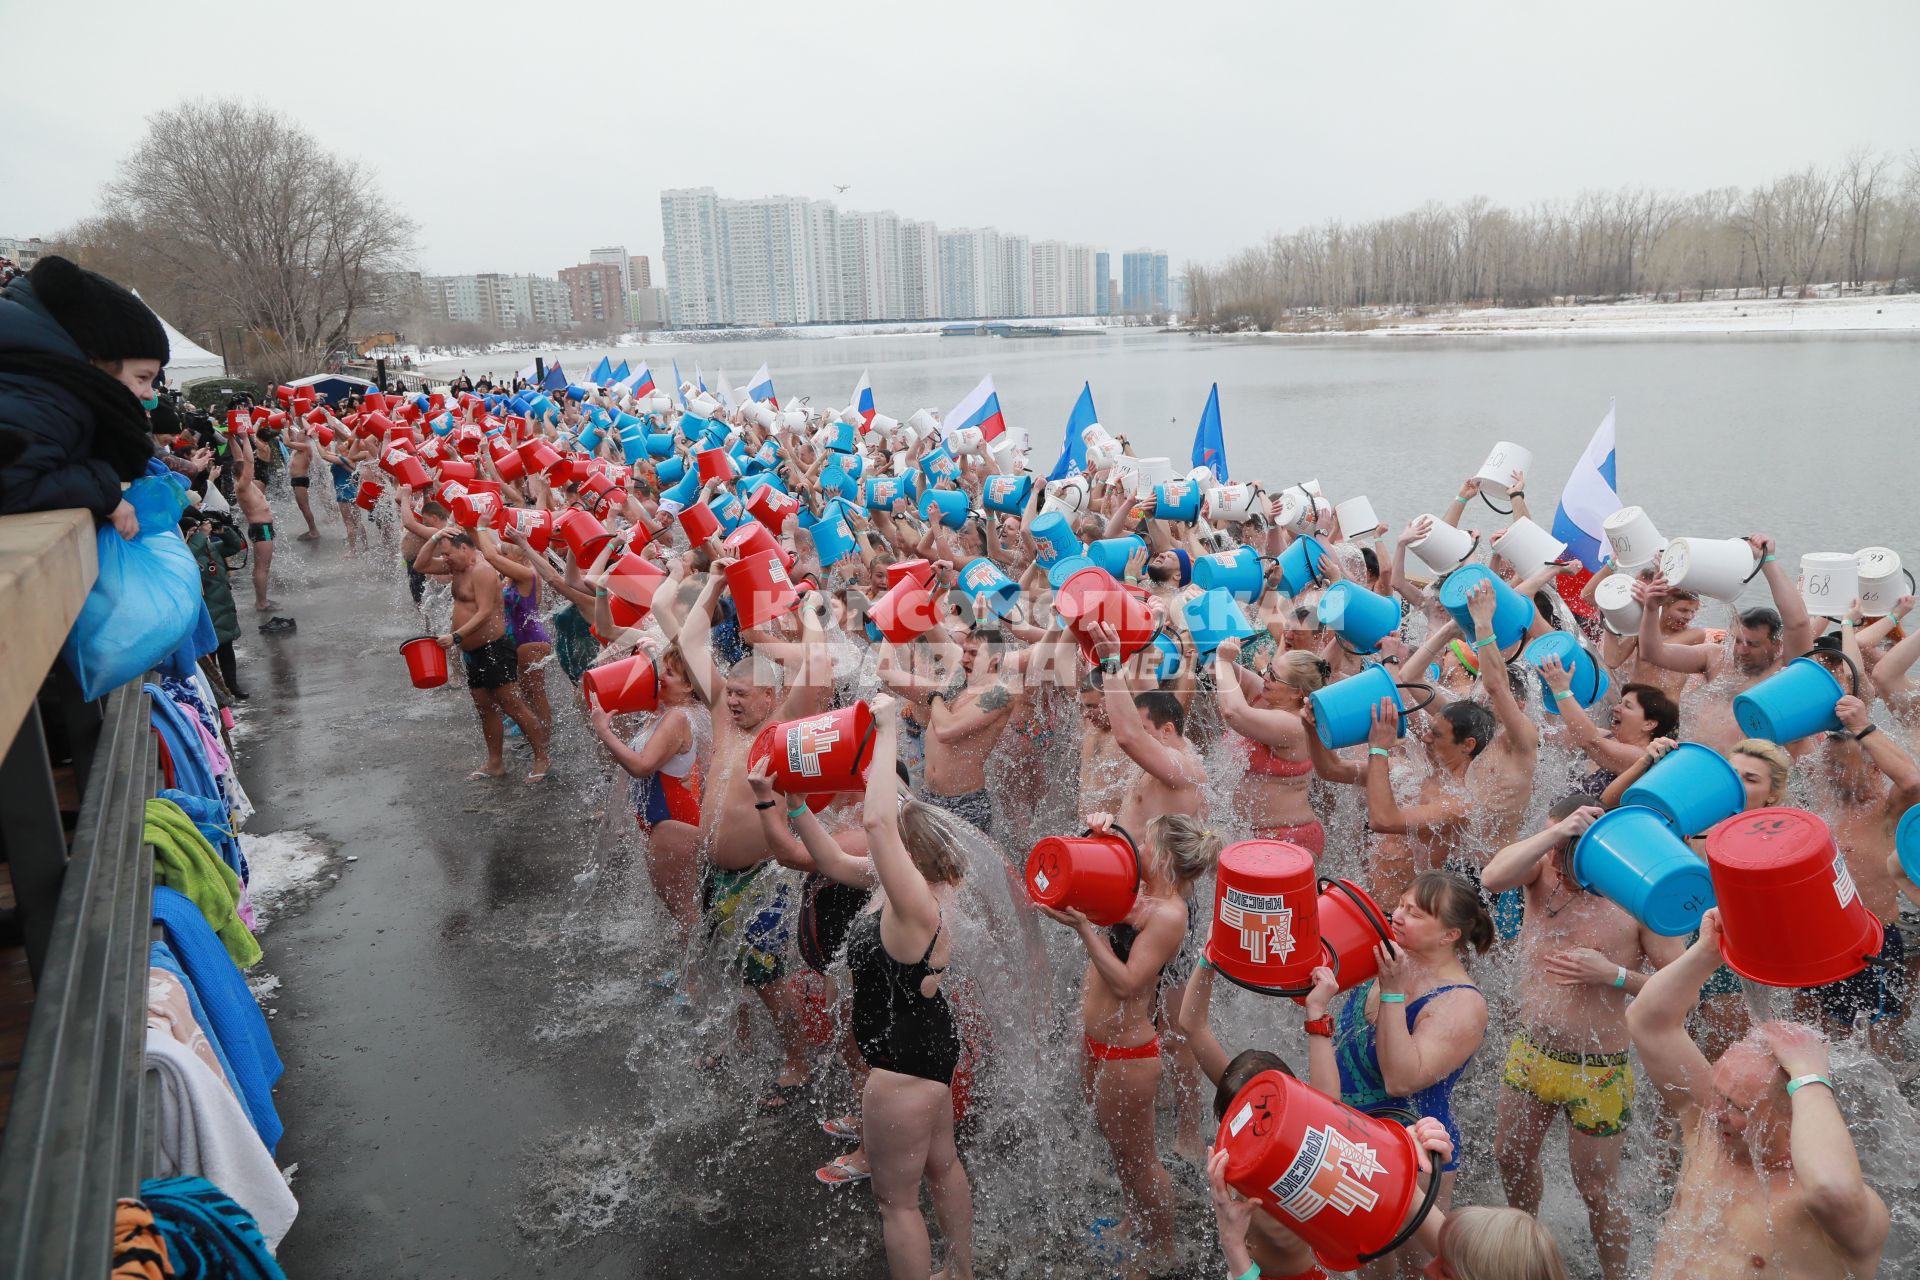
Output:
[1593, 568, 1704, 699]
[1630, 910, 1888, 1279]
[677, 562, 832, 1110]
[1633, 534, 1814, 754]
[284, 418, 321, 541]
[1803, 693, 1920, 1052]
[229, 428, 279, 614]
[1483, 798, 1687, 1280]
[1086, 623, 1206, 833]
[412, 528, 552, 782]
[922, 628, 1030, 837]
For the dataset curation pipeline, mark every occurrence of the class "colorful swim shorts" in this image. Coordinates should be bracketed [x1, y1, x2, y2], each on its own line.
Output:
[1501, 1030, 1635, 1137]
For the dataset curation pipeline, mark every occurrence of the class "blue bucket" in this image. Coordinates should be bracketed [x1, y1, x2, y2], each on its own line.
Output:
[525, 394, 555, 419]
[1619, 742, 1745, 837]
[661, 468, 699, 509]
[1307, 662, 1435, 750]
[1275, 534, 1329, 597]
[646, 432, 676, 459]
[1192, 545, 1272, 603]
[1317, 580, 1403, 654]
[710, 490, 747, 533]
[566, 384, 592, 402]
[1046, 554, 1094, 590]
[1522, 631, 1610, 715]
[1437, 564, 1534, 650]
[920, 487, 969, 530]
[983, 472, 1034, 515]
[919, 444, 959, 483]
[807, 509, 859, 567]
[865, 475, 904, 511]
[1149, 632, 1184, 682]
[959, 557, 1022, 621]
[654, 454, 686, 485]
[1087, 535, 1147, 579]
[841, 452, 865, 481]
[507, 394, 532, 415]
[678, 412, 712, 442]
[618, 431, 649, 465]
[821, 463, 857, 502]
[1898, 804, 1920, 884]
[1573, 806, 1717, 936]
[1152, 479, 1203, 522]
[1182, 588, 1259, 658]
[1732, 655, 1854, 743]
[824, 420, 857, 454]
[613, 411, 644, 434]
[1031, 512, 1083, 568]
[575, 418, 605, 452]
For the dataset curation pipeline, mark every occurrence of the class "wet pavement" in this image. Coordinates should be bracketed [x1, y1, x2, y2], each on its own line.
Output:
[243, 522, 902, 1278]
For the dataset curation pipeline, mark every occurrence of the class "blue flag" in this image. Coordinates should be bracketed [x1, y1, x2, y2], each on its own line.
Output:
[1192, 383, 1228, 482]
[610, 360, 630, 384]
[542, 362, 567, 391]
[671, 359, 688, 406]
[1049, 382, 1098, 482]
[589, 357, 614, 386]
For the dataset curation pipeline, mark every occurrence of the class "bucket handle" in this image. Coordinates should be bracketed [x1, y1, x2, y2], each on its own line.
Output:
[1433, 530, 1485, 580]
[1740, 545, 1769, 586]
[1798, 647, 1862, 698]
[1209, 947, 1333, 1000]
[1477, 489, 1513, 517]
[1353, 1103, 1446, 1264]
[1319, 877, 1396, 947]
[1393, 680, 1440, 717]
[1091, 823, 1144, 901]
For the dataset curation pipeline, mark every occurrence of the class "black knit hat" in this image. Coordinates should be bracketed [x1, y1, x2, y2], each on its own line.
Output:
[28, 255, 170, 365]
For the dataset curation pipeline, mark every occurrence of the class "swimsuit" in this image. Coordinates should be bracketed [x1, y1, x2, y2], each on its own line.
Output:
[1334, 978, 1482, 1172]
[290, 474, 309, 488]
[925, 787, 993, 835]
[848, 909, 959, 1085]
[702, 863, 796, 988]
[503, 578, 553, 647]
[461, 634, 519, 690]
[1816, 923, 1906, 1028]
[1084, 1035, 1160, 1061]
[330, 461, 356, 504]
[247, 522, 273, 544]
[627, 713, 702, 831]
[1243, 739, 1326, 853]
[1500, 1029, 1635, 1137]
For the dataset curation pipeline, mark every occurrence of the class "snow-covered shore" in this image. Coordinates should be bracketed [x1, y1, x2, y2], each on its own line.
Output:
[1321, 291, 1920, 338]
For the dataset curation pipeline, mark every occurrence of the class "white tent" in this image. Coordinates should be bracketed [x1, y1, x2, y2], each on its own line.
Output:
[132, 290, 225, 384]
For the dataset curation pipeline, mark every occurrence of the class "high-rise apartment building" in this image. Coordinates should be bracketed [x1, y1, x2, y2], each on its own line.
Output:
[1122, 250, 1171, 313]
[997, 234, 1032, 317]
[421, 273, 573, 330]
[560, 260, 628, 326]
[898, 220, 940, 320]
[1094, 251, 1111, 315]
[628, 255, 651, 290]
[660, 188, 728, 327]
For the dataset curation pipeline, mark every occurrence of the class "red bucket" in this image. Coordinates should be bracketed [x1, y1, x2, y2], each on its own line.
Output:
[437, 458, 478, 483]
[696, 446, 737, 486]
[679, 501, 722, 545]
[1207, 841, 1323, 996]
[450, 490, 502, 529]
[517, 438, 563, 477]
[1706, 807, 1885, 988]
[1216, 1070, 1440, 1273]
[868, 577, 942, 643]
[489, 437, 526, 483]
[582, 652, 661, 713]
[552, 508, 611, 562]
[749, 703, 878, 795]
[453, 426, 484, 458]
[747, 485, 801, 530]
[312, 424, 335, 447]
[303, 407, 329, 426]
[606, 550, 668, 610]
[1054, 566, 1156, 662]
[399, 636, 449, 689]
[363, 392, 388, 414]
[887, 558, 937, 590]
[503, 507, 552, 552]
[1305, 878, 1396, 1004]
[725, 550, 802, 629]
[380, 444, 430, 489]
[429, 392, 447, 412]
[723, 522, 791, 571]
[353, 479, 383, 511]
[1025, 826, 1140, 927]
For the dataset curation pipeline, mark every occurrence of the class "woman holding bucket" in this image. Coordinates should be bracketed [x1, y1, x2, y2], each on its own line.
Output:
[748, 698, 976, 1280]
[1038, 811, 1222, 1277]
[1212, 635, 1332, 854]
[1332, 871, 1492, 1273]
[474, 524, 555, 736]
[1536, 654, 1681, 795]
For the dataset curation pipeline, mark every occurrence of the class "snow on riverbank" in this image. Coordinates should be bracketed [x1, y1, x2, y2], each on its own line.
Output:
[1359, 291, 1920, 337]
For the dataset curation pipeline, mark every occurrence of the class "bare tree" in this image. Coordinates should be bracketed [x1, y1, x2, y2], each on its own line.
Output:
[1838, 148, 1890, 288]
[88, 98, 415, 383]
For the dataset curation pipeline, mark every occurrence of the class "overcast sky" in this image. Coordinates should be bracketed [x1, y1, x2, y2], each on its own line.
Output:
[6, 0, 1916, 278]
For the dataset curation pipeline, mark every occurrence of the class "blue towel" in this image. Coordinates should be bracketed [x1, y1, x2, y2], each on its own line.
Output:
[140, 1176, 287, 1280]
[158, 787, 248, 883]
[153, 886, 282, 1153]
[150, 940, 244, 1104]
[160, 598, 220, 679]
[146, 683, 221, 803]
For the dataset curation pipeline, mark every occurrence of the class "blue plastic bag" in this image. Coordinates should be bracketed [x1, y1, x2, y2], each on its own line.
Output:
[60, 477, 204, 701]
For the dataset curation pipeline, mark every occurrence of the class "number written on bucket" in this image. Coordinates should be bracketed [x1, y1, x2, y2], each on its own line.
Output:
[1268, 1125, 1388, 1222]
[1220, 888, 1297, 964]
[785, 716, 841, 779]
[1833, 855, 1858, 909]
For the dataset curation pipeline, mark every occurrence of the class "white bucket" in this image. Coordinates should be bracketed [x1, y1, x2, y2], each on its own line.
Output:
[1603, 506, 1666, 571]
[1109, 456, 1145, 497]
[1490, 516, 1568, 576]
[1474, 441, 1533, 493]
[1080, 422, 1113, 450]
[837, 405, 863, 427]
[732, 387, 753, 410]
[1186, 465, 1217, 493]
[907, 409, 941, 441]
[1800, 552, 1858, 619]
[1334, 496, 1379, 541]
[987, 434, 1024, 475]
[1855, 547, 1912, 617]
[1086, 440, 1123, 472]
[1272, 485, 1322, 534]
[685, 393, 723, 420]
[743, 402, 778, 431]
[868, 412, 899, 439]
[949, 426, 986, 456]
[1593, 573, 1644, 636]
[779, 408, 808, 432]
[1410, 518, 1479, 576]
[1043, 474, 1090, 516]
[1135, 457, 1175, 490]
[1659, 537, 1758, 602]
[1206, 482, 1261, 522]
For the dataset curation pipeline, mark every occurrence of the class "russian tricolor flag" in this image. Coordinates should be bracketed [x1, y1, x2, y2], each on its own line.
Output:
[945, 375, 1005, 442]
[850, 369, 876, 428]
[625, 362, 657, 399]
[748, 363, 777, 408]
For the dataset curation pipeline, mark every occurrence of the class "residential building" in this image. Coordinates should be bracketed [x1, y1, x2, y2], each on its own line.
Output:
[898, 219, 941, 320]
[660, 187, 728, 327]
[631, 286, 671, 329]
[560, 260, 627, 326]
[420, 272, 574, 330]
[1030, 240, 1067, 317]
[1094, 251, 1111, 315]
[589, 246, 630, 318]
[938, 228, 1001, 320]
[0, 236, 45, 269]
[997, 234, 1032, 317]
[628, 254, 651, 290]
[1122, 249, 1171, 313]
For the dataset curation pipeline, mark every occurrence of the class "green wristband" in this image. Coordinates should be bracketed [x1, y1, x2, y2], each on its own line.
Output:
[1786, 1074, 1832, 1097]
[1472, 636, 1496, 649]
[1554, 688, 1576, 701]
[785, 805, 808, 819]
[1233, 1265, 1261, 1280]
[1368, 747, 1392, 758]
[1378, 991, 1407, 1004]
[1761, 554, 1778, 564]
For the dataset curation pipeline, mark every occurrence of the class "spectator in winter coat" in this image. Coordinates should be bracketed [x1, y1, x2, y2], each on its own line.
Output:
[0, 255, 169, 537]
[182, 506, 248, 699]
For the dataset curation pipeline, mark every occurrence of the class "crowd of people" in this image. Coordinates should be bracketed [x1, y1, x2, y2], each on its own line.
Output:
[6, 251, 1919, 1280]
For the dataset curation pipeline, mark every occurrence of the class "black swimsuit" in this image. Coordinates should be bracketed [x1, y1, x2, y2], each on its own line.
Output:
[848, 909, 960, 1085]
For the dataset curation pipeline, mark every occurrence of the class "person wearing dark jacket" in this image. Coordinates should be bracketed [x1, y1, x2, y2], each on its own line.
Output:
[182, 506, 248, 699]
[0, 255, 169, 537]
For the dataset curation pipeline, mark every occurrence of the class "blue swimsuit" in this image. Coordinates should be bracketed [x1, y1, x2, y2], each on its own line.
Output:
[1334, 978, 1483, 1172]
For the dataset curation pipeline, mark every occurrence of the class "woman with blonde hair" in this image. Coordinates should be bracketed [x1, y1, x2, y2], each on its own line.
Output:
[1040, 809, 1223, 1276]
[1213, 635, 1330, 853]
[1421, 1204, 1570, 1280]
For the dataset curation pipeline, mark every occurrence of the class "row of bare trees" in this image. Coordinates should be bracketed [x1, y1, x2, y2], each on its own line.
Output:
[1185, 150, 1920, 329]
[52, 99, 415, 384]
